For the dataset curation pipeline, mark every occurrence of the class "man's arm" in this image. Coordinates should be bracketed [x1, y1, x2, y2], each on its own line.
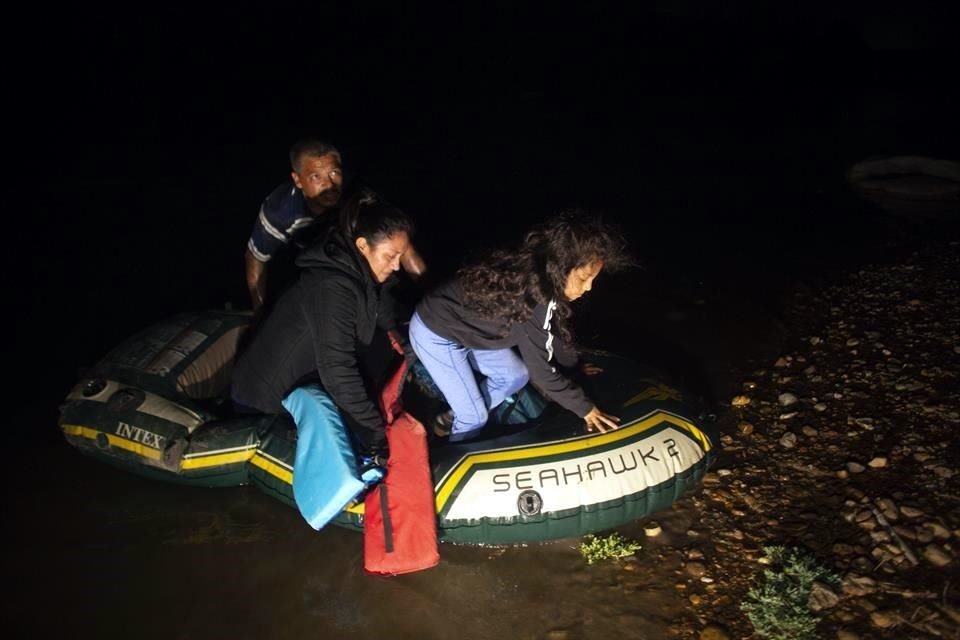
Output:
[245, 248, 268, 312]
[400, 244, 427, 279]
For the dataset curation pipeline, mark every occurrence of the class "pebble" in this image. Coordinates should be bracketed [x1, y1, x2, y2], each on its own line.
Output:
[876, 497, 898, 521]
[847, 461, 866, 474]
[916, 528, 935, 544]
[779, 432, 798, 449]
[893, 525, 917, 541]
[778, 392, 799, 407]
[736, 421, 754, 435]
[870, 610, 900, 629]
[859, 597, 878, 612]
[643, 522, 662, 537]
[836, 631, 859, 640]
[923, 521, 951, 540]
[842, 574, 877, 596]
[847, 487, 866, 500]
[699, 624, 731, 640]
[801, 425, 818, 436]
[867, 456, 888, 468]
[855, 509, 873, 523]
[685, 562, 706, 578]
[808, 581, 840, 611]
[731, 395, 751, 407]
[870, 530, 890, 543]
[923, 544, 953, 567]
[870, 546, 890, 562]
[814, 402, 828, 412]
[899, 505, 924, 518]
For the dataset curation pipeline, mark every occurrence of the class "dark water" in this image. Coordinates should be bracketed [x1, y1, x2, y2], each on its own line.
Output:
[9, 7, 960, 639]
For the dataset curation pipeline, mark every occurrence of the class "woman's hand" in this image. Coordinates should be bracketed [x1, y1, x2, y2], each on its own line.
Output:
[584, 406, 620, 433]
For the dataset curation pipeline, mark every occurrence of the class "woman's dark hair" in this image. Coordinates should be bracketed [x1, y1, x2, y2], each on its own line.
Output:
[460, 210, 631, 341]
[339, 190, 414, 247]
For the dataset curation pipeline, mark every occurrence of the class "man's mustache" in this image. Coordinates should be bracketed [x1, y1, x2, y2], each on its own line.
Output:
[311, 188, 342, 204]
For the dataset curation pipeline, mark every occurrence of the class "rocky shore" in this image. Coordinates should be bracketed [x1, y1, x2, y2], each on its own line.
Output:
[666, 238, 960, 639]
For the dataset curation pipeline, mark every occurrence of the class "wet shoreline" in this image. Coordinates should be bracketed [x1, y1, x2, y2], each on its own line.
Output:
[663, 230, 960, 638]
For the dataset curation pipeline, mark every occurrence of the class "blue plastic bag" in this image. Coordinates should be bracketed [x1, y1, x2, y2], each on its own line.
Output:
[282, 384, 375, 530]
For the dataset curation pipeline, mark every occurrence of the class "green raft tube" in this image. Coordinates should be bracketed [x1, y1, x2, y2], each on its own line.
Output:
[59, 309, 719, 545]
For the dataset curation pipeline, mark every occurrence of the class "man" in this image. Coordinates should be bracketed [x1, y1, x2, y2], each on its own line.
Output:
[244, 138, 427, 312]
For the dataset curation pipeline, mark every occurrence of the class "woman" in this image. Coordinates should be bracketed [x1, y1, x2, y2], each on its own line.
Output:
[230, 196, 414, 458]
[409, 210, 631, 441]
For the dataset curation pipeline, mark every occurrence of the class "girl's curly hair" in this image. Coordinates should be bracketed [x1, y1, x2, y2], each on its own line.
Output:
[459, 210, 632, 342]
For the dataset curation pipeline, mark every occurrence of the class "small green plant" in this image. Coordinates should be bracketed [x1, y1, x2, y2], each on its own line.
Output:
[740, 545, 840, 640]
[578, 533, 642, 564]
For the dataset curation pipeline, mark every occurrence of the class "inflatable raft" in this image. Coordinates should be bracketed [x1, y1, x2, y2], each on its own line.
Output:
[848, 155, 960, 217]
[59, 309, 719, 545]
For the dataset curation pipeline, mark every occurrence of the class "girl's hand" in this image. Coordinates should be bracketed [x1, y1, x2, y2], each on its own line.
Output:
[581, 362, 603, 376]
[584, 406, 620, 433]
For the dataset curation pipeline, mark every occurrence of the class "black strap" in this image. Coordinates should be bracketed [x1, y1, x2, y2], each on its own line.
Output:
[379, 484, 394, 553]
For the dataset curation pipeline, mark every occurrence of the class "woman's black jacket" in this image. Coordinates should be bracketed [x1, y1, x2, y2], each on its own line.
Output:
[231, 229, 400, 453]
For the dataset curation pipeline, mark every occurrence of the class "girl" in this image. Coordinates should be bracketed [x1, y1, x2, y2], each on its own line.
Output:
[409, 211, 631, 441]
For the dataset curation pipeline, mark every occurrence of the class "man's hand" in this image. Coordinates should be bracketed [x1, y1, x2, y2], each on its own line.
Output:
[399, 244, 427, 279]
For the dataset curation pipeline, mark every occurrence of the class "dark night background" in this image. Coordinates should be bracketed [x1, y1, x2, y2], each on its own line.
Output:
[11, 2, 959, 417]
[5, 5, 959, 637]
